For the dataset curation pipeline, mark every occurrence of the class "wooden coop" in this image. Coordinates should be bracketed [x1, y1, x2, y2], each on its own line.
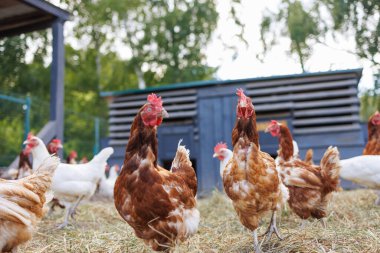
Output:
[101, 68, 364, 195]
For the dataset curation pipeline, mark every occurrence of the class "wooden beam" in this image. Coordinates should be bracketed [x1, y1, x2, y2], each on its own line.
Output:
[22, 0, 70, 21]
[50, 19, 64, 156]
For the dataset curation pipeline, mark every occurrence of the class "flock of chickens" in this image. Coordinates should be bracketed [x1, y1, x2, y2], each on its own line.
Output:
[1, 90, 380, 253]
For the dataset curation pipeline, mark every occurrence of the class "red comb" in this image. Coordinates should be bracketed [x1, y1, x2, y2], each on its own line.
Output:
[27, 132, 34, 140]
[214, 142, 227, 153]
[147, 93, 163, 106]
[270, 120, 279, 125]
[236, 88, 246, 98]
[51, 139, 61, 144]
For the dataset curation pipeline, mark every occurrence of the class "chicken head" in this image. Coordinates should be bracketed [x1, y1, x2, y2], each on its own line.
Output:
[213, 142, 228, 161]
[265, 120, 281, 137]
[236, 88, 254, 119]
[140, 93, 169, 127]
[371, 111, 380, 125]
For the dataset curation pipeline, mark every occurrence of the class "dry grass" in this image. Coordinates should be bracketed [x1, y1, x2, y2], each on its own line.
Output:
[22, 189, 380, 253]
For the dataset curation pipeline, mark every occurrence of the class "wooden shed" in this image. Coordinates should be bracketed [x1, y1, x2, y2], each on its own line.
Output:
[101, 68, 364, 195]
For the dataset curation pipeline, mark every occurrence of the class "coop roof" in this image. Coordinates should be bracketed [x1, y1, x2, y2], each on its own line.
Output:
[0, 0, 70, 38]
[100, 68, 363, 97]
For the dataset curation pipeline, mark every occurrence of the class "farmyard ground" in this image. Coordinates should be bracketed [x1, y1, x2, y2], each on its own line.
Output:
[22, 189, 380, 253]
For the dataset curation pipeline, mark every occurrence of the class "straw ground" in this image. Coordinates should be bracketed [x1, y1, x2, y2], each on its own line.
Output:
[21, 189, 380, 253]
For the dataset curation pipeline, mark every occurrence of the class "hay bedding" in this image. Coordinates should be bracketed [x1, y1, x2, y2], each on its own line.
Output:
[21, 189, 380, 253]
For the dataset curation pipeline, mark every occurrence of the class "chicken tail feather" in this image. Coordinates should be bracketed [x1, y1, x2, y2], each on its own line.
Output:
[171, 139, 191, 171]
[320, 146, 341, 193]
[304, 149, 314, 165]
[89, 147, 114, 164]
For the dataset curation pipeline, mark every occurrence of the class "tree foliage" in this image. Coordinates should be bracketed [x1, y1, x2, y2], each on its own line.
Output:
[260, 0, 380, 72]
[0, 0, 240, 165]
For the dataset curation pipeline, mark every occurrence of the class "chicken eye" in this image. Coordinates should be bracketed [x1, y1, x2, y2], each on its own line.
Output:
[147, 108, 152, 112]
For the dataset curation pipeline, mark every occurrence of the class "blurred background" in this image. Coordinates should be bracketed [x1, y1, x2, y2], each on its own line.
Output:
[0, 0, 379, 167]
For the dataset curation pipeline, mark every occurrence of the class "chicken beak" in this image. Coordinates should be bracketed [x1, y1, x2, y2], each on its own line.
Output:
[161, 109, 169, 118]
[23, 140, 30, 145]
[57, 143, 63, 149]
[213, 153, 218, 158]
[264, 127, 270, 133]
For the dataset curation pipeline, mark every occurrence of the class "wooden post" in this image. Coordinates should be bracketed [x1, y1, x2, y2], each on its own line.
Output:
[50, 18, 65, 156]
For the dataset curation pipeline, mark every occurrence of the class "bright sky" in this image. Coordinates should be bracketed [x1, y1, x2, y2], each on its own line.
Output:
[206, 0, 374, 91]
[50, 0, 374, 91]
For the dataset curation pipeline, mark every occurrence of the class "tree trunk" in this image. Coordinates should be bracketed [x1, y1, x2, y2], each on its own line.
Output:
[134, 65, 146, 89]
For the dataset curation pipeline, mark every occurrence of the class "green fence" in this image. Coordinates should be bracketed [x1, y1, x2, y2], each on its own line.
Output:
[0, 92, 107, 167]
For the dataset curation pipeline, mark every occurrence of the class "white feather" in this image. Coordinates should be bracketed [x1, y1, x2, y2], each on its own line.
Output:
[340, 155, 380, 189]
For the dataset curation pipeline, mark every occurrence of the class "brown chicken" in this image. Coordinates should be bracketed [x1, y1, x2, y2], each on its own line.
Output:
[363, 111, 380, 155]
[222, 89, 284, 253]
[266, 120, 341, 226]
[15, 148, 33, 180]
[0, 155, 59, 253]
[114, 94, 199, 251]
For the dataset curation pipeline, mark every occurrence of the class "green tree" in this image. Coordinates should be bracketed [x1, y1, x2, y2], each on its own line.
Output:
[360, 72, 380, 120]
[60, 0, 221, 87]
[260, 0, 380, 72]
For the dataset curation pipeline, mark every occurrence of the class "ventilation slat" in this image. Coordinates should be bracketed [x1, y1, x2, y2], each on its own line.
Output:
[245, 73, 357, 89]
[294, 97, 359, 109]
[109, 125, 131, 131]
[113, 89, 197, 102]
[110, 95, 196, 109]
[109, 132, 130, 138]
[109, 103, 197, 116]
[293, 115, 360, 126]
[294, 106, 359, 117]
[109, 110, 197, 124]
[247, 79, 356, 96]
[294, 124, 361, 134]
[255, 102, 294, 111]
[109, 139, 129, 145]
[251, 88, 356, 104]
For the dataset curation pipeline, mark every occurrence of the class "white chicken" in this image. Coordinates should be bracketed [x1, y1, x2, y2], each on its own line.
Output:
[24, 135, 114, 228]
[212, 142, 233, 178]
[340, 155, 380, 205]
[98, 164, 119, 199]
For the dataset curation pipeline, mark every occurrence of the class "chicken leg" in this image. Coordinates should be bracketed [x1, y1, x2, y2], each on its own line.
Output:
[375, 190, 380, 206]
[58, 205, 71, 229]
[319, 218, 327, 228]
[58, 196, 84, 229]
[262, 211, 283, 241]
[69, 195, 84, 220]
[253, 229, 262, 253]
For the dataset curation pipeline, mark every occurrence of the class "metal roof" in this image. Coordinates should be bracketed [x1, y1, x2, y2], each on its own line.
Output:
[100, 68, 363, 97]
[0, 0, 70, 38]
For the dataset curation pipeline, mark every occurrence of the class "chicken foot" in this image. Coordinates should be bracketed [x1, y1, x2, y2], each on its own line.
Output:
[261, 211, 283, 241]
